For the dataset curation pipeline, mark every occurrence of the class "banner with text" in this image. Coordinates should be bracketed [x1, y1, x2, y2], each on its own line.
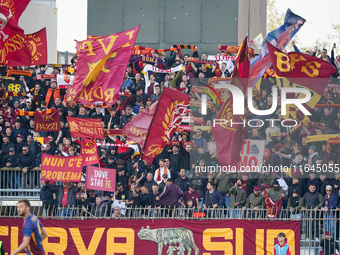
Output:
[40, 154, 83, 182]
[0, 218, 300, 255]
[237, 139, 265, 171]
[34, 110, 60, 132]
[85, 166, 116, 192]
[25, 27, 48, 65]
[80, 137, 100, 166]
[67, 116, 105, 139]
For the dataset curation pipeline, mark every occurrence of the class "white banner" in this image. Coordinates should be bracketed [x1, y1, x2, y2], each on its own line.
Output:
[237, 139, 265, 171]
[57, 74, 75, 88]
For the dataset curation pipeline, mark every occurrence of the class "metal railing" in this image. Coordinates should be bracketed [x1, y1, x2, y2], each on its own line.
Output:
[0, 167, 41, 200]
[0, 205, 339, 253]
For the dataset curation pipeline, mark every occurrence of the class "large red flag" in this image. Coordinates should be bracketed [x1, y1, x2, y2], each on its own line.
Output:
[0, 0, 32, 66]
[25, 27, 47, 65]
[211, 39, 249, 167]
[231, 36, 250, 93]
[141, 88, 190, 164]
[72, 26, 140, 105]
[211, 91, 247, 167]
[266, 41, 337, 95]
[122, 101, 158, 147]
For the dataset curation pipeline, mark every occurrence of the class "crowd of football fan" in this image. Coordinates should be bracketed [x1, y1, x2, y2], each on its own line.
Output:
[1, 45, 340, 235]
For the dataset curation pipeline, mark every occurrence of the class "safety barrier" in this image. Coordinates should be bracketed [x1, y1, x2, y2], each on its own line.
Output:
[0, 167, 41, 200]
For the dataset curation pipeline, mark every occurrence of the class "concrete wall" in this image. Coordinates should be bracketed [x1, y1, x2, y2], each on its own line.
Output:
[238, 0, 266, 51]
[87, 0, 266, 54]
[19, 1, 58, 63]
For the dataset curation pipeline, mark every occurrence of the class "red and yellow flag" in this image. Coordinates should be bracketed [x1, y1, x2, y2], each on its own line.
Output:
[80, 136, 100, 166]
[72, 26, 140, 105]
[266, 41, 337, 95]
[0, 0, 32, 66]
[231, 36, 250, 93]
[211, 37, 249, 167]
[25, 27, 47, 65]
[141, 88, 190, 164]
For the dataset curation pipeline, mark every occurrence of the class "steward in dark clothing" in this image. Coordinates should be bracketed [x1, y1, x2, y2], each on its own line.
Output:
[320, 232, 340, 255]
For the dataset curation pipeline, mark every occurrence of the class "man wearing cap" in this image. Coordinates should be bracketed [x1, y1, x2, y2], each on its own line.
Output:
[319, 231, 339, 255]
[182, 184, 200, 208]
[267, 180, 288, 204]
[306, 145, 319, 167]
[288, 176, 304, 198]
[243, 186, 264, 218]
[24, 98, 35, 111]
[273, 232, 291, 255]
[116, 159, 128, 188]
[15, 134, 25, 155]
[5, 147, 19, 191]
[287, 189, 303, 219]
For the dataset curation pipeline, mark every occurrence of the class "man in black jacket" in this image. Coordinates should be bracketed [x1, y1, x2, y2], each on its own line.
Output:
[175, 168, 190, 193]
[19, 145, 36, 189]
[320, 231, 339, 255]
[44, 182, 81, 218]
[301, 184, 324, 240]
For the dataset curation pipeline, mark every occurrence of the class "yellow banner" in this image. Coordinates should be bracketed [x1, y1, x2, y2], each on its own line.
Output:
[304, 134, 340, 145]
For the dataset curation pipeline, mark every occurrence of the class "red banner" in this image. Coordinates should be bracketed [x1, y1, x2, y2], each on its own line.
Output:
[211, 91, 247, 167]
[122, 101, 158, 147]
[40, 154, 83, 182]
[24, 27, 47, 65]
[211, 40, 249, 167]
[231, 36, 250, 92]
[0, 0, 32, 66]
[142, 88, 190, 164]
[67, 116, 104, 139]
[80, 137, 100, 166]
[266, 41, 337, 95]
[72, 26, 140, 104]
[0, 218, 300, 254]
[85, 166, 116, 192]
[34, 110, 60, 132]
